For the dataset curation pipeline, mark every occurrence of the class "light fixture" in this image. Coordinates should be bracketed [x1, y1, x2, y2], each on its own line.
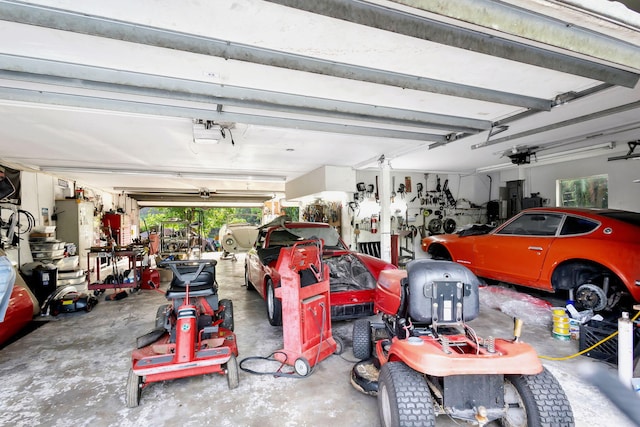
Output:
[199, 188, 211, 199]
[193, 120, 222, 144]
[476, 142, 616, 173]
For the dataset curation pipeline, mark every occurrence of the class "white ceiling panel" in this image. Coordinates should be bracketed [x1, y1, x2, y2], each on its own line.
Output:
[0, 0, 639, 204]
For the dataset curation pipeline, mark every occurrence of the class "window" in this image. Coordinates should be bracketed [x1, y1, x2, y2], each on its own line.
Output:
[558, 174, 608, 208]
[560, 216, 599, 235]
[497, 213, 563, 236]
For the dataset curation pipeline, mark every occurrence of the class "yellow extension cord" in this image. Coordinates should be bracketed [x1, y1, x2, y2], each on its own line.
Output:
[539, 310, 640, 361]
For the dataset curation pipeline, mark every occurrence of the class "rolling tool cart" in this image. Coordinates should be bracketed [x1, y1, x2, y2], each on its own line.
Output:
[273, 240, 342, 376]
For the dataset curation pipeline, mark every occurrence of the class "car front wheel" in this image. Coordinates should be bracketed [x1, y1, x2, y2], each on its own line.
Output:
[427, 245, 452, 261]
[266, 279, 282, 326]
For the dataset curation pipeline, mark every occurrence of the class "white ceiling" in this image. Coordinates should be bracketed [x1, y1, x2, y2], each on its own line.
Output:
[0, 0, 639, 205]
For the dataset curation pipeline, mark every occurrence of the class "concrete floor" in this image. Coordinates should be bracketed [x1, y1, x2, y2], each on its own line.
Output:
[0, 252, 635, 427]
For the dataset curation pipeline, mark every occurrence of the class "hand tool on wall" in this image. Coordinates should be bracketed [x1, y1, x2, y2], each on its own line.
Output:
[375, 176, 379, 202]
[391, 176, 396, 202]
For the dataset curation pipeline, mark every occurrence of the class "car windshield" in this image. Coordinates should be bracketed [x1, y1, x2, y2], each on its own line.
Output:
[286, 226, 345, 249]
[498, 213, 563, 236]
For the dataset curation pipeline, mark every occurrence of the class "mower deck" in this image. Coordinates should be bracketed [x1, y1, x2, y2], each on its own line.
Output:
[132, 332, 237, 381]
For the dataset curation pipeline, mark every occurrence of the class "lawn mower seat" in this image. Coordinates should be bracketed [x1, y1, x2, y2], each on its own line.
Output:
[166, 264, 218, 299]
[406, 259, 480, 328]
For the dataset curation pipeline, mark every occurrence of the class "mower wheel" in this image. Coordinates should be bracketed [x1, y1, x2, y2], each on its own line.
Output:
[294, 357, 311, 377]
[333, 336, 344, 355]
[266, 279, 282, 326]
[502, 368, 574, 427]
[378, 362, 434, 427]
[226, 354, 239, 389]
[219, 299, 234, 332]
[352, 319, 372, 360]
[155, 304, 170, 329]
[126, 369, 142, 408]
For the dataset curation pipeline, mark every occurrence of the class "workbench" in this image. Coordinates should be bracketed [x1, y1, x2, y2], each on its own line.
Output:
[87, 246, 144, 292]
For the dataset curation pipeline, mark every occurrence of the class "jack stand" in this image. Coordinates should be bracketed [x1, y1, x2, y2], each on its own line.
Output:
[274, 240, 339, 376]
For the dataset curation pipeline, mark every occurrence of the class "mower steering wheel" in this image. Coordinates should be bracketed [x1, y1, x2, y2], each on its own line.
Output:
[159, 259, 214, 283]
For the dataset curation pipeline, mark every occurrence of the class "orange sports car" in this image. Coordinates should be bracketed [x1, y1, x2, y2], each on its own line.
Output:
[421, 207, 640, 311]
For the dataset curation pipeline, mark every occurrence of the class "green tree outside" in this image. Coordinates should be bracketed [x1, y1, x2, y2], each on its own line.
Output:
[140, 207, 263, 240]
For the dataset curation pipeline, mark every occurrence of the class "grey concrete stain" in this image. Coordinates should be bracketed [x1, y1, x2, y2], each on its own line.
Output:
[0, 253, 633, 427]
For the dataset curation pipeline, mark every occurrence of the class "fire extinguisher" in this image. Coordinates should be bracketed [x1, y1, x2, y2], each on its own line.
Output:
[371, 215, 378, 234]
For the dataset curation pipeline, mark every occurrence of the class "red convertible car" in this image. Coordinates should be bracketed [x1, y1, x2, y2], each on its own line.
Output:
[421, 207, 640, 311]
[245, 221, 396, 325]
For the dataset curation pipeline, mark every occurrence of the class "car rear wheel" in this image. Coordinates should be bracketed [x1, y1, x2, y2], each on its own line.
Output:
[244, 266, 254, 291]
[266, 279, 282, 326]
[575, 282, 608, 312]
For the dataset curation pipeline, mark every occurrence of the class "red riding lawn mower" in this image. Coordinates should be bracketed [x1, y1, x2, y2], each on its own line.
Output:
[126, 259, 238, 407]
[351, 259, 574, 427]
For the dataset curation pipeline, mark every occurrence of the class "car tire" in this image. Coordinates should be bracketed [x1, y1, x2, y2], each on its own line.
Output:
[427, 245, 452, 261]
[502, 368, 574, 427]
[378, 362, 435, 427]
[266, 279, 282, 326]
[574, 282, 608, 312]
[352, 319, 372, 360]
[244, 265, 254, 291]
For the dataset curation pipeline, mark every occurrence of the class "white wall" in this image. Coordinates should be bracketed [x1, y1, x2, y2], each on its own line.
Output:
[1, 169, 137, 268]
[484, 152, 640, 211]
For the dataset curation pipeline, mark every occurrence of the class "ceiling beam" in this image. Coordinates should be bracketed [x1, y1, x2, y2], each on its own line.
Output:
[0, 86, 450, 142]
[394, 0, 640, 71]
[265, 0, 639, 88]
[0, 0, 551, 110]
[0, 54, 491, 133]
[470, 100, 640, 149]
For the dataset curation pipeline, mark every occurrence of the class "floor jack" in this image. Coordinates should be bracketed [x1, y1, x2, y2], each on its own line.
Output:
[273, 240, 343, 376]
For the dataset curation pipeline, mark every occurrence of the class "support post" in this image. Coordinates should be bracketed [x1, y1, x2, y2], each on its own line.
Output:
[378, 157, 391, 263]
